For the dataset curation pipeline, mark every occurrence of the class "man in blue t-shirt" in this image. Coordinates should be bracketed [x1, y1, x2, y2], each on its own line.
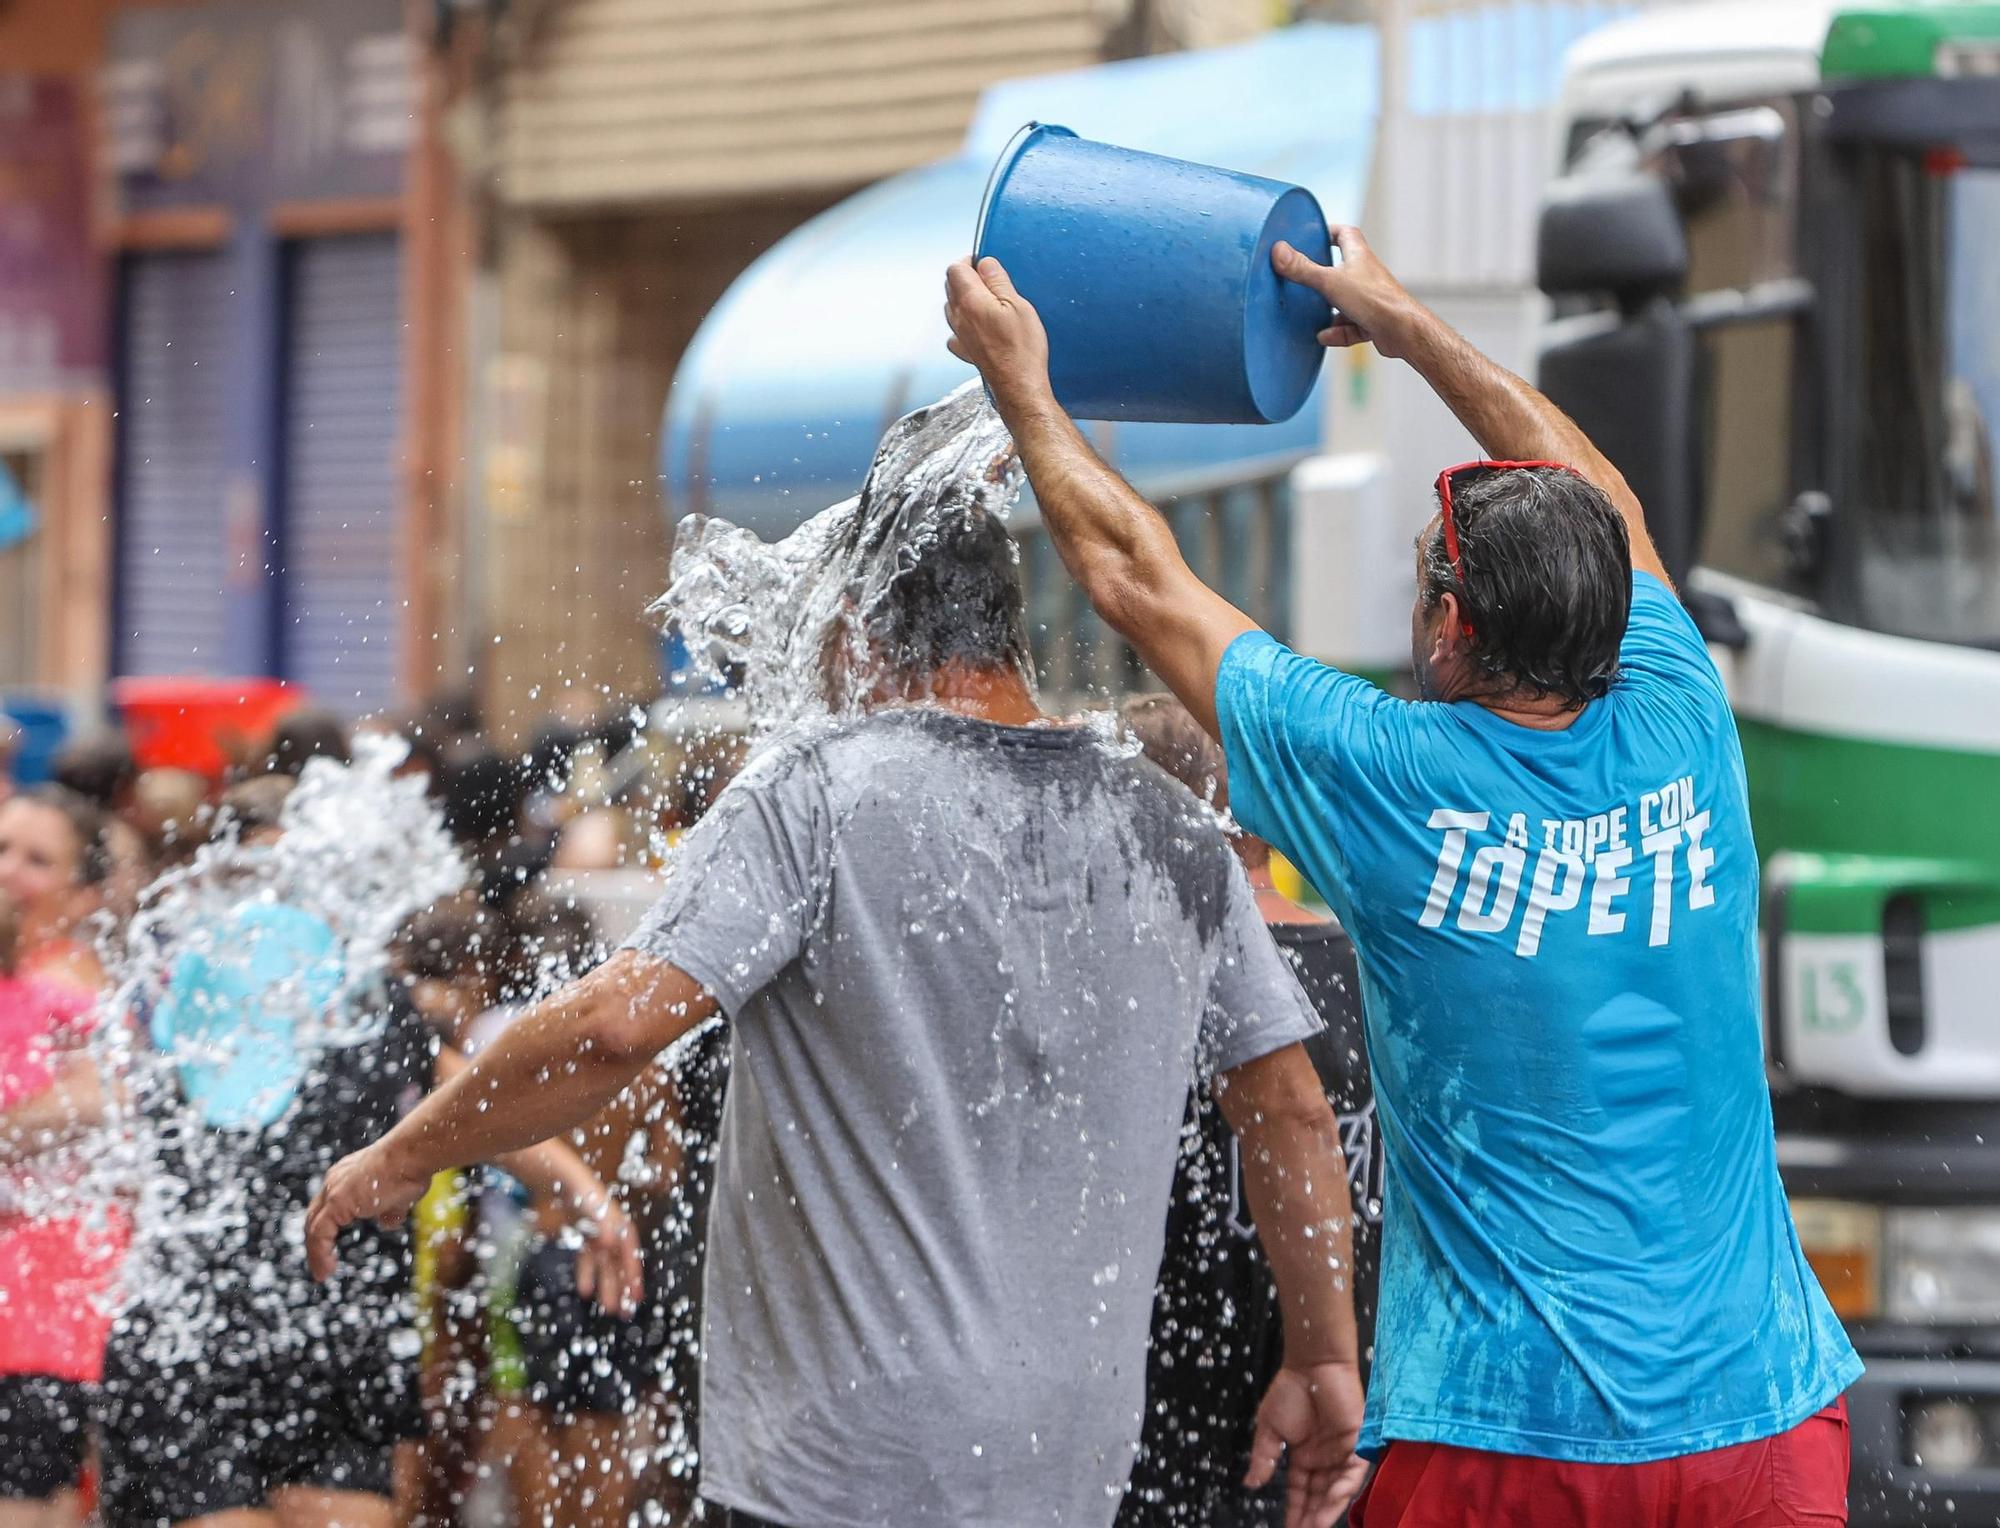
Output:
[944, 228, 1860, 1525]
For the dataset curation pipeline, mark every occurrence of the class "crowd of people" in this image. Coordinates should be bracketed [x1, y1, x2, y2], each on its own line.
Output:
[2, 224, 1860, 1528]
[0, 695, 753, 1528]
[0, 678, 1375, 1528]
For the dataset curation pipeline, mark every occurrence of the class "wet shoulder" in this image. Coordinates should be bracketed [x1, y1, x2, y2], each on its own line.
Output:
[810, 710, 1233, 855]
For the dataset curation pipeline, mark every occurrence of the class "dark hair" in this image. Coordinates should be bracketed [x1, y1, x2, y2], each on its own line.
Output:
[1420, 467, 1632, 709]
[502, 885, 600, 997]
[438, 746, 524, 847]
[478, 836, 554, 910]
[263, 710, 351, 776]
[526, 721, 584, 793]
[52, 734, 137, 809]
[219, 775, 295, 837]
[849, 507, 1031, 681]
[15, 784, 113, 886]
[395, 721, 448, 785]
[1119, 693, 1225, 807]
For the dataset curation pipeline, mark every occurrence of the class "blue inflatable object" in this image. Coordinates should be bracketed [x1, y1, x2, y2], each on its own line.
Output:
[151, 902, 343, 1130]
[974, 122, 1333, 425]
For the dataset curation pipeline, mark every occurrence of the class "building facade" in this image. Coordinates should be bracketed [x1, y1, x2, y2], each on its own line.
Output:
[99, 0, 453, 716]
[0, 0, 472, 719]
[464, 0, 1266, 729]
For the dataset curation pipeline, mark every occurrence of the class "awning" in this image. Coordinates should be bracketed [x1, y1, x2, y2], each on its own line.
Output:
[659, 22, 1380, 537]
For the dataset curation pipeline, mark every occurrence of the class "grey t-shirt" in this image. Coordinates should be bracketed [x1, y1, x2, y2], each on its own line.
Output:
[624, 708, 1319, 1528]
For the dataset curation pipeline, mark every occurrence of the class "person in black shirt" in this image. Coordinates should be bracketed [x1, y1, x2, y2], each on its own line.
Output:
[1117, 695, 1382, 1528]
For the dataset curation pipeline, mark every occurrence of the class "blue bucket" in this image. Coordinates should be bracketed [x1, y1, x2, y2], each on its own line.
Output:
[974, 123, 1332, 425]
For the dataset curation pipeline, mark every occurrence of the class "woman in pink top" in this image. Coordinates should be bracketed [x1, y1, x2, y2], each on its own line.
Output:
[0, 787, 126, 1527]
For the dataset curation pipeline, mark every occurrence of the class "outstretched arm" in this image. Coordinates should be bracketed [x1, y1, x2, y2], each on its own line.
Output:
[944, 258, 1254, 737]
[430, 1045, 645, 1314]
[306, 950, 717, 1282]
[1271, 228, 1669, 587]
[1216, 1043, 1366, 1528]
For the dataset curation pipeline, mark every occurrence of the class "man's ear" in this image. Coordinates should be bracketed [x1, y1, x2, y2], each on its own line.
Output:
[1429, 591, 1467, 667]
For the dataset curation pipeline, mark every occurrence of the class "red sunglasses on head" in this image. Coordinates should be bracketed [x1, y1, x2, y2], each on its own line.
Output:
[1433, 459, 1587, 614]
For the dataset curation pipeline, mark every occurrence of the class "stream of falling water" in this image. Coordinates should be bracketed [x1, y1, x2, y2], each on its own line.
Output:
[30, 736, 465, 1361]
[658, 379, 1031, 736]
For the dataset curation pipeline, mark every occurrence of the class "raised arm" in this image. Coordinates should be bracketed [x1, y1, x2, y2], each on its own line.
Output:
[1271, 228, 1669, 586]
[305, 949, 717, 1282]
[944, 258, 1254, 736]
[1215, 1042, 1366, 1528]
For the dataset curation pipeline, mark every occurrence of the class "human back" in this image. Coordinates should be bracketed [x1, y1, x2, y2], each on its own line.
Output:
[1222, 571, 1857, 1460]
[627, 705, 1310, 1526]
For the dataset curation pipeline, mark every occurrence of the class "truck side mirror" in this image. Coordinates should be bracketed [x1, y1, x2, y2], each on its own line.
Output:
[1538, 172, 1688, 304]
[1538, 298, 1701, 585]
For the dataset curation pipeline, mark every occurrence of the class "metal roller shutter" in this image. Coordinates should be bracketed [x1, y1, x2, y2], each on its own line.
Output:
[117, 251, 233, 677]
[279, 234, 403, 714]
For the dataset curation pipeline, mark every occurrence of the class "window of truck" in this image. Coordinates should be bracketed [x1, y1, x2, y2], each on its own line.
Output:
[1843, 149, 2000, 647]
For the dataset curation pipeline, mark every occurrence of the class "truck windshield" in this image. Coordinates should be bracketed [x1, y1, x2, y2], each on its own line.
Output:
[1848, 149, 2000, 647]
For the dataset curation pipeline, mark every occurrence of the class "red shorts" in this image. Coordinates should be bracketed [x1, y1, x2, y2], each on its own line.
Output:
[1350, 1400, 1849, 1528]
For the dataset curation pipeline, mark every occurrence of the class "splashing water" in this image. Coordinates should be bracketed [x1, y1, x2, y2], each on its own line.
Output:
[19, 734, 465, 1359]
[114, 736, 463, 1036]
[657, 380, 1027, 733]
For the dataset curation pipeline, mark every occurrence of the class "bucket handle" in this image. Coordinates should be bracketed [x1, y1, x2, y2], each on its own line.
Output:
[972, 120, 1045, 261]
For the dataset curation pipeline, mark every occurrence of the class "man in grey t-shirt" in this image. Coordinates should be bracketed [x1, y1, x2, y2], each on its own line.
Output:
[618, 702, 1327, 1527]
[309, 412, 1367, 1528]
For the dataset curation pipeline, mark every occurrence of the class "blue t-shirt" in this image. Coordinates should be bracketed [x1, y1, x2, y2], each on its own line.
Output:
[1216, 572, 1860, 1464]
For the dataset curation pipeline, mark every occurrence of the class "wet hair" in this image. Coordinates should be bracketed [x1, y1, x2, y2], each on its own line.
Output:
[263, 710, 351, 776]
[1119, 693, 1225, 807]
[218, 775, 295, 838]
[1420, 467, 1632, 710]
[502, 885, 600, 997]
[52, 734, 137, 810]
[849, 506, 1031, 681]
[14, 785, 114, 887]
